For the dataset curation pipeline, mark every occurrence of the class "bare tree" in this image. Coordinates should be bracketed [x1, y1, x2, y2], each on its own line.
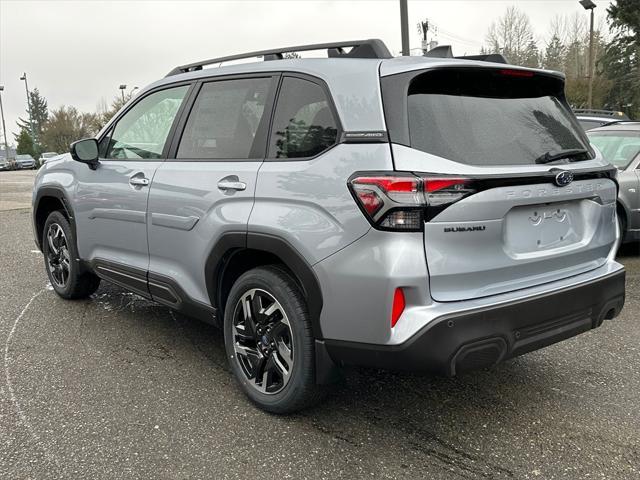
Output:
[485, 6, 536, 65]
[41, 106, 100, 153]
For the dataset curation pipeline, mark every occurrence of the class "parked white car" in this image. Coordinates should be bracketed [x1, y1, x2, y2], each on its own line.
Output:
[39, 152, 60, 166]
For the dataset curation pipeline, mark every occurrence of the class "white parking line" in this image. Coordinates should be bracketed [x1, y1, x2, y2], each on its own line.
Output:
[4, 287, 59, 465]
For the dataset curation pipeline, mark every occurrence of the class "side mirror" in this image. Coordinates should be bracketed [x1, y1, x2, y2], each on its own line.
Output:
[70, 138, 99, 169]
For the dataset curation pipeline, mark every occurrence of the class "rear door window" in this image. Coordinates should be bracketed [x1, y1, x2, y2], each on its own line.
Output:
[177, 77, 273, 159]
[268, 77, 338, 159]
[400, 69, 590, 166]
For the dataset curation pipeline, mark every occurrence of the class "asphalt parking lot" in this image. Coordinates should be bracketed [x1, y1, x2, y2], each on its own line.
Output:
[1, 169, 638, 479]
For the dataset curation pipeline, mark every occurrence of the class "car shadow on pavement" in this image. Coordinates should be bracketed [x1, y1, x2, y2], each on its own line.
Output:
[165, 298, 565, 477]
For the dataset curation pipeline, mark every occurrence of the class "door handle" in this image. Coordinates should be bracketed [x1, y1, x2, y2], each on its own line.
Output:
[217, 180, 247, 191]
[129, 176, 150, 187]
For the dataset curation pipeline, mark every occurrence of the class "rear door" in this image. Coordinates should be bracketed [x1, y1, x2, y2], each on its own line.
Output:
[146, 74, 278, 307]
[74, 84, 190, 292]
[381, 66, 618, 302]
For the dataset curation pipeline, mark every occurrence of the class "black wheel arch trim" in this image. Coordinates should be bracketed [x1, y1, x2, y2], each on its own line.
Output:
[205, 231, 325, 339]
[33, 186, 76, 252]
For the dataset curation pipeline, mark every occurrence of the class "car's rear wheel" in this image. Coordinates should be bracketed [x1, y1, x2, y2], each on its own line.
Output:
[224, 266, 324, 413]
[43, 211, 100, 299]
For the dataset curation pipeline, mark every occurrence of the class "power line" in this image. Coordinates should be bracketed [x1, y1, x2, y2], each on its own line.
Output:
[436, 26, 483, 47]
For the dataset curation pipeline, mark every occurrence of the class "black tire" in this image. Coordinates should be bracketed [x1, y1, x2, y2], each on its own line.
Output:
[223, 265, 324, 414]
[42, 211, 100, 299]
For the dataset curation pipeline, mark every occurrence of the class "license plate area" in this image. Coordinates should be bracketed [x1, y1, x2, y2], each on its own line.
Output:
[504, 201, 584, 254]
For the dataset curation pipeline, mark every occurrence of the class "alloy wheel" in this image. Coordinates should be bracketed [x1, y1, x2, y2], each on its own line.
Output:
[46, 223, 71, 288]
[231, 288, 294, 394]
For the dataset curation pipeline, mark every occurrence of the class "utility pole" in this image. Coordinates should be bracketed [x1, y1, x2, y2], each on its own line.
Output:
[400, 0, 410, 56]
[19, 73, 36, 148]
[419, 20, 429, 55]
[579, 0, 596, 109]
[0, 86, 10, 160]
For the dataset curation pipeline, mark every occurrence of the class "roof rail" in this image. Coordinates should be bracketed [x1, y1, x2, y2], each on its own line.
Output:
[600, 120, 638, 127]
[424, 45, 508, 64]
[457, 53, 509, 64]
[574, 108, 629, 119]
[166, 39, 392, 77]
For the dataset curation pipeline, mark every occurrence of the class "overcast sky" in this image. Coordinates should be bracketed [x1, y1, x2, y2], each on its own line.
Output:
[0, 0, 612, 146]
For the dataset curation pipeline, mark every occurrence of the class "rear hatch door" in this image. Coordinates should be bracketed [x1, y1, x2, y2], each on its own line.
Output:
[381, 65, 618, 302]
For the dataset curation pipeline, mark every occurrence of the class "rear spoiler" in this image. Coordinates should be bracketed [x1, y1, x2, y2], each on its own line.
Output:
[424, 45, 508, 64]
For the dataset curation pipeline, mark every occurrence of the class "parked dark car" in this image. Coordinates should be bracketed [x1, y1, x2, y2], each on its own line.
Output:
[587, 122, 640, 246]
[15, 154, 36, 169]
[574, 109, 630, 131]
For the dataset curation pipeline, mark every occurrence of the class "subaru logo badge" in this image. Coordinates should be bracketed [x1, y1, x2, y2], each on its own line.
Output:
[554, 170, 573, 187]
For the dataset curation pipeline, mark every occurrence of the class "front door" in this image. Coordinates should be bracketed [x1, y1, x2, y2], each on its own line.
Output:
[74, 84, 191, 294]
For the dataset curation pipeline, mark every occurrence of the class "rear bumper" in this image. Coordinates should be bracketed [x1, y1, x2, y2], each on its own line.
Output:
[325, 269, 625, 376]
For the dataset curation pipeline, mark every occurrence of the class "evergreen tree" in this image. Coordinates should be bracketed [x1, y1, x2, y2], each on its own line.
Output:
[522, 40, 540, 68]
[17, 88, 48, 151]
[601, 0, 640, 118]
[543, 35, 566, 71]
[15, 128, 37, 157]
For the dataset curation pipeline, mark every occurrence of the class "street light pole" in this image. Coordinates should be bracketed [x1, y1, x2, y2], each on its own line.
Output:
[587, 6, 595, 109]
[119, 84, 127, 102]
[400, 0, 410, 56]
[19, 72, 36, 145]
[579, 0, 596, 109]
[0, 86, 10, 160]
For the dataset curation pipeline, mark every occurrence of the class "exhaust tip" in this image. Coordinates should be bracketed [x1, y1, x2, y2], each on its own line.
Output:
[451, 338, 507, 376]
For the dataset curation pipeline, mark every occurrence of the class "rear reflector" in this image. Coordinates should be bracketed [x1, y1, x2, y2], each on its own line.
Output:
[355, 189, 383, 216]
[391, 288, 405, 328]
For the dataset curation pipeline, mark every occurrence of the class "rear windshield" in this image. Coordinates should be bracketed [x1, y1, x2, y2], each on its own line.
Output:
[406, 69, 590, 166]
[587, 131, 640, 169]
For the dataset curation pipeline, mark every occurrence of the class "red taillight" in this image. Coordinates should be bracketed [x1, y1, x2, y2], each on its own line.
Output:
[349, 174, 475, 231]
[391, 288, 405, 328]
[353, 177, 419, 193]
[424, 178, 469, 192]
[499, 69, 534, 78]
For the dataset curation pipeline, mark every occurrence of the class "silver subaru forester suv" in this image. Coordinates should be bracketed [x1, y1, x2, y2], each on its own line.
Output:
[33, 40, 626, 413]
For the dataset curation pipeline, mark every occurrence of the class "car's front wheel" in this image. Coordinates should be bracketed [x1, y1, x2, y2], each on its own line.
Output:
[224, 266, 324, 413]
[42, 211, 101, 299]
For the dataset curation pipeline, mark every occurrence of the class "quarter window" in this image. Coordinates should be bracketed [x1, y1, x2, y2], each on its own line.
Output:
[177, 78, 273, 159]
[269, 77, 338, 159]
[106, 86, 189, 160]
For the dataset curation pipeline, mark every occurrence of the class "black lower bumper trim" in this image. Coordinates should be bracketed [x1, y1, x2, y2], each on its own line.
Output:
[325, 270, 626, 376]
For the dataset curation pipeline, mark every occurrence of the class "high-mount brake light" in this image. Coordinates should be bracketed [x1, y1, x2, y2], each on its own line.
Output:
[499, 69, 534, 78]
[349, 174, 475, 231]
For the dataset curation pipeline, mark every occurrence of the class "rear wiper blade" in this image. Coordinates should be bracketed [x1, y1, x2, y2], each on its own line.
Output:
[535, 148, 588, 164]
